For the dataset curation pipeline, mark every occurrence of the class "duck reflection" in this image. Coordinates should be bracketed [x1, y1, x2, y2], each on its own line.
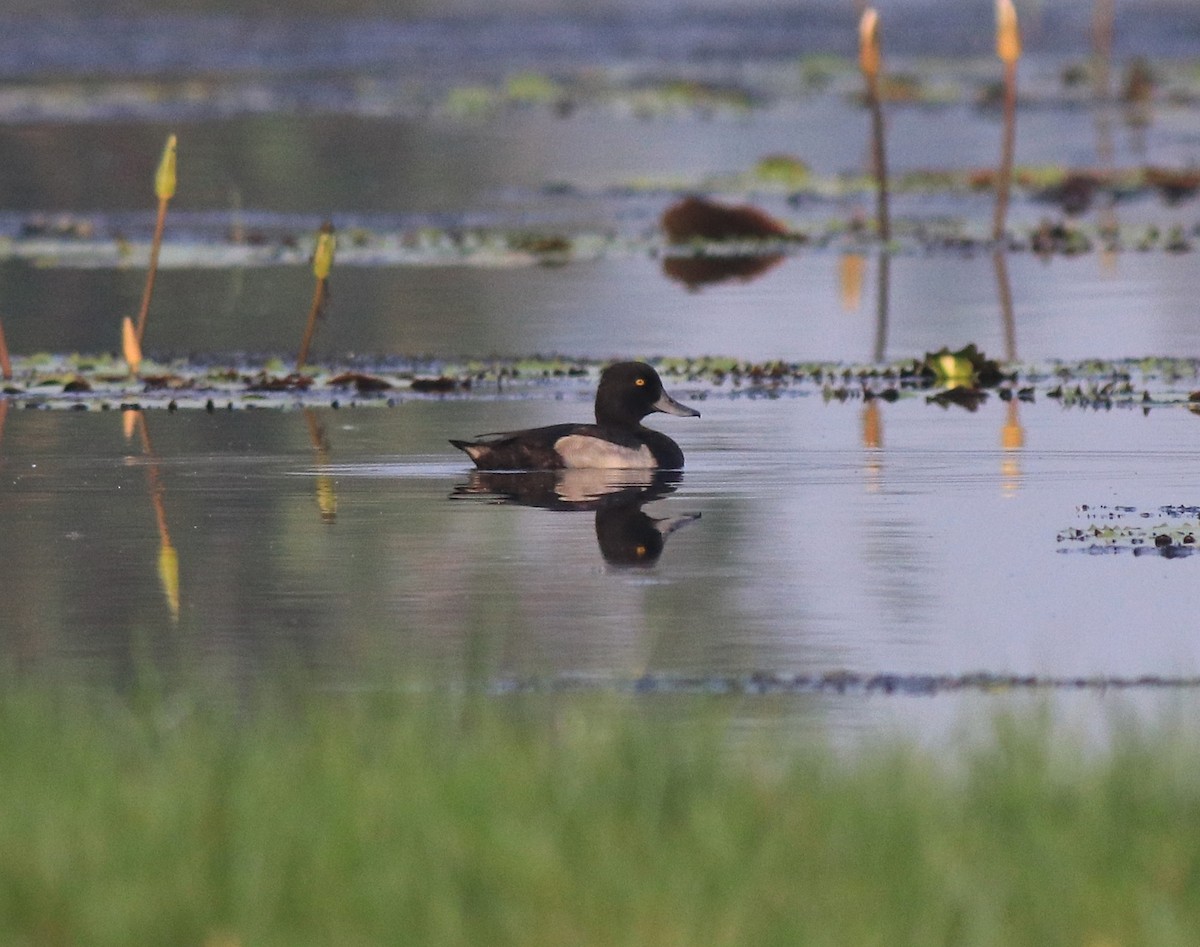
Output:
[453, 469, 699, 567]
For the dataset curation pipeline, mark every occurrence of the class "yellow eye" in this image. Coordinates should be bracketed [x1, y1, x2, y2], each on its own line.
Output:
[635, 377, 646, 386]
[635, 545, 647, 557]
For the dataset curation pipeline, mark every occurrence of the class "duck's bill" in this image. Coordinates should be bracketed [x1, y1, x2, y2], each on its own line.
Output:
[652, 391, 702, 418]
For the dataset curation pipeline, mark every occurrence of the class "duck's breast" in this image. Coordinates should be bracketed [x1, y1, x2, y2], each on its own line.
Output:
[554, 434, 657, 469]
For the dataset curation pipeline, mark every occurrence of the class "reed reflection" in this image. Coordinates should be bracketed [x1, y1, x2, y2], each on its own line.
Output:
[861, 397, 884, 493]
[453, 469, 699, 568]
[123, 409, 180, 622]
[1001, 399, 1024, 498]
[873, 250, 890, 364]
[993, 247, 1016, 363]
[993, 248, 1024, 495]
[303, 408, 338, 523]
[839, 251, 865, 313]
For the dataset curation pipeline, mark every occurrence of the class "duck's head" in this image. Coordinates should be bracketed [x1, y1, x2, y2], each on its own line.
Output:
[595, 362, 701, 427]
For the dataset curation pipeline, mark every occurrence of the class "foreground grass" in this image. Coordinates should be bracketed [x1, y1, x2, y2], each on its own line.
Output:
[2, 686, 1199, 946]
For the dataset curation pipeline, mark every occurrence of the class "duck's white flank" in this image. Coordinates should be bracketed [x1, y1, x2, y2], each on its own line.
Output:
[554, 434, 657, 469]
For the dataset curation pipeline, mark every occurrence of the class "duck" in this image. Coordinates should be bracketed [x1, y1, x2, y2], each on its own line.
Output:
[450, 361, 700, 470]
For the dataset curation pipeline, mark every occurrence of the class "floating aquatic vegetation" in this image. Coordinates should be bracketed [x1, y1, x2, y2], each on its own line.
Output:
[752, 154, 811, 188]
[796, 54, 853, 91]
[1, 353, 1200, 413]
[1057, 504, 1200, 557]
[504, 231, 575, 262]
[919, 343, 1005, 389]
[490, 669, 1200, 696]
[503, 71, 565, 107]
[442, 84, 497, 118]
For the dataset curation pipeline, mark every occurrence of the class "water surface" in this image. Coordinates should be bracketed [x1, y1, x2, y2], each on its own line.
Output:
[3, 4, 1200, 739]
[5, 389, 1200, 737]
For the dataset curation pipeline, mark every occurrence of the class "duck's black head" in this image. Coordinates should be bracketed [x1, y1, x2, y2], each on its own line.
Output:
[594, 362, 701, 428]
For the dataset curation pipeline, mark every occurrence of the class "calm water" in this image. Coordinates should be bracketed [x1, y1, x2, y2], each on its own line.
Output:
[5, 388, 1200, 738]
[3, 5, 1200, 738]
[5, 250, 1200, 364]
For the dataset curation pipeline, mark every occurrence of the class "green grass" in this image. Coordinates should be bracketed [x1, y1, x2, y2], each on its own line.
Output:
[2, 684, 1199, 946]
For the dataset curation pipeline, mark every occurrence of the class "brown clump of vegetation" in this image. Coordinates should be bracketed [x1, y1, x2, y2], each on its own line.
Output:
[661, 196, 787, 243]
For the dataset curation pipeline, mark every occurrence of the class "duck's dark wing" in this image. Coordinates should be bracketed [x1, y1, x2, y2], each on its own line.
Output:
[450, 423, 583, 470]
[451, 423, 686, 471]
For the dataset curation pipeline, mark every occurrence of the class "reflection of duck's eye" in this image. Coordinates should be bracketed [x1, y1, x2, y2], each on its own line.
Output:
[634, 378, 646, 387]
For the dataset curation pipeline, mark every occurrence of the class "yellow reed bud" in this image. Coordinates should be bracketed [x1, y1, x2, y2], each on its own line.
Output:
[313, 224, 336, 281]
[859, 9, 881, 79]
[996, 0, 1021, 64]
[155, 134, 177, 202]
[122, 316, 142, 374]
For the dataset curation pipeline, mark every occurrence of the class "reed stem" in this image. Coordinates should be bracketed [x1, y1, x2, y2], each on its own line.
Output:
[993, 59, 1018, 242]
[297, 223, 336, 372]
[993, 0, 1021, 243]
[859, 10, 891, 243]
[135, 135, 177, 344]
[0, 318, 11, 381]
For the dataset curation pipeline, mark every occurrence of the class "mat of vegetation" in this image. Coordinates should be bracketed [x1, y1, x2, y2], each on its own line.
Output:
[3, 351, 1199, 412]
[2, 683, 1199, 946]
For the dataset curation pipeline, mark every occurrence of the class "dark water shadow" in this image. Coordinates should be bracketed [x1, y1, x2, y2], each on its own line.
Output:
[453, 468, 699, 567]
[661, 253, 785, 290]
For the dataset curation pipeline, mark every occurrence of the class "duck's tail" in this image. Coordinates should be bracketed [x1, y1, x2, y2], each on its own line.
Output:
[449, 439, 484, 465]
